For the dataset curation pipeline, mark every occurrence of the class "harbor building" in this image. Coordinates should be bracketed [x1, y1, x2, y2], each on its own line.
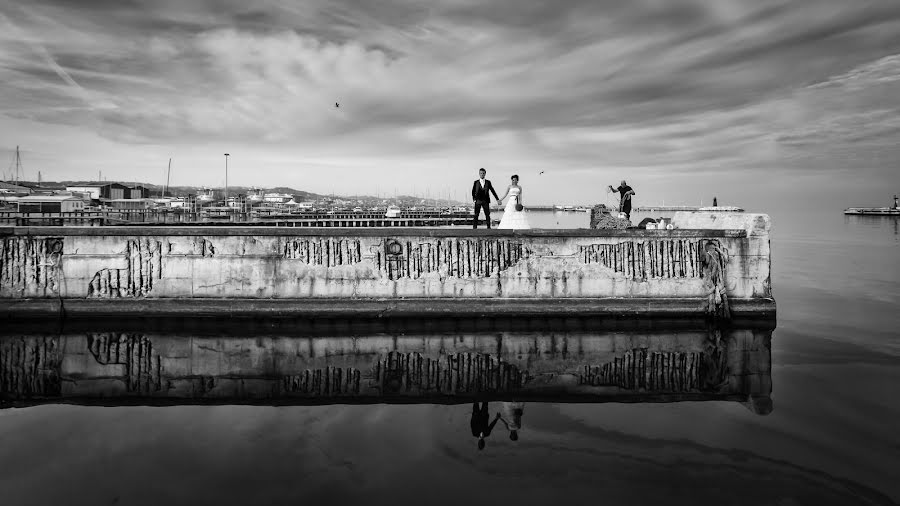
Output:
[16, 195, 85, 213]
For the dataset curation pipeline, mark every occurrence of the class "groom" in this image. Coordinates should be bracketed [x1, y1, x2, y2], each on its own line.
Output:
[471, 167, 501, 229]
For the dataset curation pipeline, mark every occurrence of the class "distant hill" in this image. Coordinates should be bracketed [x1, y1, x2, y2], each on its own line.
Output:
[41, 181, 324, 200]
[264, 187, 322, 200]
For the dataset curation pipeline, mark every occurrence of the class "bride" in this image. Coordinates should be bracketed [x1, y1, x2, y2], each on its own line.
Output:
[497, 174, 531, 229]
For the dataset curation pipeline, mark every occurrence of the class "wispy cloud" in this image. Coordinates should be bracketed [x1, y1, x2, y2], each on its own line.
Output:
[0, 9, 116, 112]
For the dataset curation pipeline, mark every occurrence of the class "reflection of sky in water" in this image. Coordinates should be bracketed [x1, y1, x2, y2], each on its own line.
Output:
[2, 212, 899, 505]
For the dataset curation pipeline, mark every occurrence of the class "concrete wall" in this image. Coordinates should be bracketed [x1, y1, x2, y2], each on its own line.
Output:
[0, 219, 771, 306]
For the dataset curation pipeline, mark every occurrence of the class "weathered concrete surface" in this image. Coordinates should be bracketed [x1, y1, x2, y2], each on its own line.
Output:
[0, 223, 773, 316]
[672, 212, 770, 237]
[0, 325, 771, 410]
[0, 297, 776, 319]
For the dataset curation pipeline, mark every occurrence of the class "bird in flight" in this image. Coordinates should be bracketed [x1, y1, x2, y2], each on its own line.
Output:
[335, 102, 340, 108]
[539, 171, 545, 175]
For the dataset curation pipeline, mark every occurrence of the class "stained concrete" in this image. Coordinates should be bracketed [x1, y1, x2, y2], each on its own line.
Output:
[0, 219, 773, 316]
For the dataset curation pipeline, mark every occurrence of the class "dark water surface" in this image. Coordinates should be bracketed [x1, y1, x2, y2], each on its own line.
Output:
[1, 211, 898, 506]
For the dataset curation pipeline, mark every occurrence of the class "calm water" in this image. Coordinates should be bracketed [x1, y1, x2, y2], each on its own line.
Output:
[1, 211, 898, 505]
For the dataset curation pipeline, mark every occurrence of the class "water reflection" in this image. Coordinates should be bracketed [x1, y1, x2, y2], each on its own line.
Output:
[472, 400, 526, 448]
[844, 214, 900, 235]
[0, 318, 772, 414]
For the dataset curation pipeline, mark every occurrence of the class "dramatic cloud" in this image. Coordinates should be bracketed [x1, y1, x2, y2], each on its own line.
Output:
[0, 0, 898, 205]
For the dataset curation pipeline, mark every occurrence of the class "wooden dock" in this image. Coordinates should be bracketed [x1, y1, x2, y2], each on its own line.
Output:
[0, 210, 492, 227]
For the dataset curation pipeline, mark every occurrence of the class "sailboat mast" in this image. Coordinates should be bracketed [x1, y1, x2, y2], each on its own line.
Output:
[15, 145, 20, 185]
[164, 158, 172, 197]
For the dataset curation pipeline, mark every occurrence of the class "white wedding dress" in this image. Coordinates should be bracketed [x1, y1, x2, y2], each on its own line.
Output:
[498, 186, 531, 229]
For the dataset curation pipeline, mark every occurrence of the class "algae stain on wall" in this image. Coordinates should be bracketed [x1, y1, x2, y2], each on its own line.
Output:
[0, 237, 64, 296]
[88, 239, 164, 298]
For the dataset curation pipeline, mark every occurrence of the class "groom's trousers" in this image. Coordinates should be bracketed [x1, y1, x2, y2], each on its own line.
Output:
[473, 202, 491, 229]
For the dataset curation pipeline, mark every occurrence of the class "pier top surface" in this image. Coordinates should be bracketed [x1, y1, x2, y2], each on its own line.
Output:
[0, 225, 746, 238]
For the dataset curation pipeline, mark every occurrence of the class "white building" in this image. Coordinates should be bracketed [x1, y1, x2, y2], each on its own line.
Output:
[264, 192, 295, 203]
[17, 195, 85, 213]
[65, 186, 103, 200]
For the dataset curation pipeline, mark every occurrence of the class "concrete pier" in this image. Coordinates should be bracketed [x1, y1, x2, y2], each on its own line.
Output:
[0, 212, 773, 318]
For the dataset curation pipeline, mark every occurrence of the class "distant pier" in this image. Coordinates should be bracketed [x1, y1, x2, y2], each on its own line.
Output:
[844, 207, 900, 216]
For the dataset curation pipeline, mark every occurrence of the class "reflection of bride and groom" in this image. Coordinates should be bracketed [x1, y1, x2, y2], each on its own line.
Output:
[471, 167, 531, 230]
[471, 401, 525, 450]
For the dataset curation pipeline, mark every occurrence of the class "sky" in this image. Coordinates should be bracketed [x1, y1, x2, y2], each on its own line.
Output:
[1, 0, 899, 208]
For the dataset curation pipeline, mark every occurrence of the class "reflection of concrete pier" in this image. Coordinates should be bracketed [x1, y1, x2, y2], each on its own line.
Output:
[1, 321, 771, 412]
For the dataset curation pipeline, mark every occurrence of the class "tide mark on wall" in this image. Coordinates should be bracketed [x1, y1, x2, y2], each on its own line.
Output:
[88, 239, 163, 298]
[281, 351, 531, 397]
[282, 367, 363, 396]
[376, 239, 529, 280]
[87, 333, 162, 394]
[0, 337, 62, 399]
[283, 238, 363, 266]
[579, 346, 727, 392]
[199, 238, 215, 257]
[374, 351, 530, 394]
[701, 240, 730, 318]
[0, 237, 64, 294]
[579, 239, 704, 280]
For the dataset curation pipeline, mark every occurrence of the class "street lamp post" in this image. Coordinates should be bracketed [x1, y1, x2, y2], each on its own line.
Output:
[224, 153, 230, 207]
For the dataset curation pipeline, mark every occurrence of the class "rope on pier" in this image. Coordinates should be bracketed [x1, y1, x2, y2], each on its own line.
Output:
[701, 240, 730, 319]
[589, 204, 630, 229]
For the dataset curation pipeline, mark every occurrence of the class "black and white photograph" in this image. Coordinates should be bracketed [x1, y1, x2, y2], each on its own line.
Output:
[1, 1, 898, 505]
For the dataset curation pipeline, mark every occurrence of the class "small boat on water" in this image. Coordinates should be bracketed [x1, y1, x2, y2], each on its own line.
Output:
[196, 187, 215, 202]
[385, 205, 401, 218]
[263, 192, 294, 204]
[246, 187, 265, 202]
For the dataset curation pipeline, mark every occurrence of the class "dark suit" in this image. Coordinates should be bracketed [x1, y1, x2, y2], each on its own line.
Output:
[472, 179, 500, 228]
[471, 402, 499, 437]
